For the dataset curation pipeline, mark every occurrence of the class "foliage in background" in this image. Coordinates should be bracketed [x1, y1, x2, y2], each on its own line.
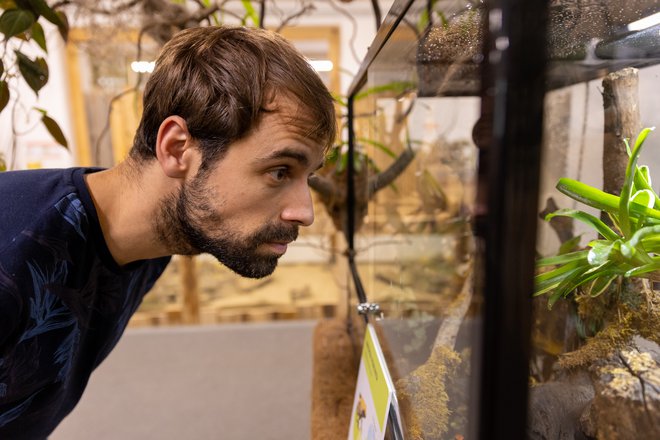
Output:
[535, 127, 659, 308]
[0, 0, 69, 159]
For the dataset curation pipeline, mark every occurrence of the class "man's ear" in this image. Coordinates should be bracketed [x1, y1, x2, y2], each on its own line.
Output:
[155, 116, 196, 178]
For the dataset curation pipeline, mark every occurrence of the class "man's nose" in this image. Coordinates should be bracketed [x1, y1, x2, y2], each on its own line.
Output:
[280, 183, 314, 226]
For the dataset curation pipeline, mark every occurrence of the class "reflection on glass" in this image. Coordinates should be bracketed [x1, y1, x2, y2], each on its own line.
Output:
[352, 1, 482, 438]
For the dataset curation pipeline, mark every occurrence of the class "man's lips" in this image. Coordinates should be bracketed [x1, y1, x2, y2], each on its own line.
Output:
[266, 241, 290, 255]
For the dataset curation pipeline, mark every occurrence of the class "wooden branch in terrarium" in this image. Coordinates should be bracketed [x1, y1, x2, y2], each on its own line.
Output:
[309, 94, 418, 234]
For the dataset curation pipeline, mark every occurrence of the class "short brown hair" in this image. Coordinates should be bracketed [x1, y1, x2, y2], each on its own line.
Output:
[130, 26, 336, 168]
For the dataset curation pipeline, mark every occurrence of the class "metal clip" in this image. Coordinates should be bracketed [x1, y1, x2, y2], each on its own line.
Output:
[357, 302, 382, 318]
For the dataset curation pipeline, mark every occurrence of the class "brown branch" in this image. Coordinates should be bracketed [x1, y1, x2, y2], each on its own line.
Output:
[309, 174, 340, 199]
[275, 3, 316, 32]
[370, 0, 381, 30]
[367, 143, 416, 197]
[540, 197, 574, 244]
[52, 0, 143, 15]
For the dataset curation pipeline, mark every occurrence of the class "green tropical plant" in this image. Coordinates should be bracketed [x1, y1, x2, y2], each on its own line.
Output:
[535, 127, 659, 308]
[0, 0, 69, 151]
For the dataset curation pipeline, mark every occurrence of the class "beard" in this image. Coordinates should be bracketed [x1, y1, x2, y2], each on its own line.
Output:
[154, 173, 298, 278]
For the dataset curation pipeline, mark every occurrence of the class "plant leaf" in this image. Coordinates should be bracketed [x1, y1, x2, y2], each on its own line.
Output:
[638, 236, 660, 253]
[624, 261, 660, 278]
[619, 130, 652, 237]
[30, 21, 46, 52]
[558, 234, 582, 254]
[0, 9, 35, 38]
[588, 240, 620, 266]
[546, 208, 620, 242]
[42, 114, 67, 148]
[332, 93, 347, 107]
[557, 262, 619, 299]
[536, 249, 589, 267]
[638, 165, 652, 187]
[632, 164, 660, 209]
[241, 0, 259, 26]
[357, 137, 397, 159]
[557, 177, 660, 224]
[27, 0, 64, 27]
[620, 225, 660, 264]
[545, 265, 591, 308]
[0, 59, 4, 77]
[15, 50, 48, 94]
[631, 189, 655, 209]
[534, 260, 586, 295]
[585, 274, 617, 297]
[55, 10, 68, 42]
[354, 81, 416, 101]
[0, 80, 9, 112]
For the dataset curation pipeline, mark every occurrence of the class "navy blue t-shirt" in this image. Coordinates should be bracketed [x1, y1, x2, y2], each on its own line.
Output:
[0, 168, 170, 439]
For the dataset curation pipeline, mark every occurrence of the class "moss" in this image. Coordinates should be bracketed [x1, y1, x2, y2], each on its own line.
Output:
[558, 280, 660, 370]
[395, 345, 461, 440]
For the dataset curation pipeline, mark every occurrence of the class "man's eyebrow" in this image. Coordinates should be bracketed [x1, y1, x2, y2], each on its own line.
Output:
[258, 148, 315, 168]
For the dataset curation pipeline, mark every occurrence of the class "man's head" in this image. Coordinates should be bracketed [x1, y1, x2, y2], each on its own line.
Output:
[131, 25, 335, 167]
[130, 26, 336, 277]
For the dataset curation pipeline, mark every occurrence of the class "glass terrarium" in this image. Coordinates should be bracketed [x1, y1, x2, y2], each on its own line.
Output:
[343, 0, 660, 438]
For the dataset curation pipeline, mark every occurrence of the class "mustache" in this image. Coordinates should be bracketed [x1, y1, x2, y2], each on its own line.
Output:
[251, 223, 299, 245]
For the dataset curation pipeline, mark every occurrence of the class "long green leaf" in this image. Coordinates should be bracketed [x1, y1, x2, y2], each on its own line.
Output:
[638, 235, 660, 252]
[545, 208, 620, 241]
[631, 189, 654, 209]
[558, 234, 582, 254]
[332, 93, 347, 107]
[624, 261, 660, 278]
[357, 137, 397, 159]
[619, 129, 652, 237]
[585, 273, 617, 297]
[241, 0, 259, 26]
[536, 249, 589, 267]
[545, 265, 591, 307]
[0, 9, 35, 38]
[534, 260, 587, 295]
[632, 164, 660, 209]
[551, 262, 620, 304]
[620, 225, 660, 262]
[557, 178, 660, 223]
[588, 240, 620, 266]
[354, 81, 416, 101]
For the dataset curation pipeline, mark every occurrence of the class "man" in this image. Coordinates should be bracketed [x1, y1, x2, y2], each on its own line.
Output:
[0, 25, 336, 439]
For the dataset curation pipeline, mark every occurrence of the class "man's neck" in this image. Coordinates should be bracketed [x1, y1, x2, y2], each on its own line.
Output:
[84, 160, 173, 266]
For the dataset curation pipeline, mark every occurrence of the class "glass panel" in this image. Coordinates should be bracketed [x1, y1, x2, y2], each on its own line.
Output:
[531, 0, 660, 437]
[351, 1, 484, 438]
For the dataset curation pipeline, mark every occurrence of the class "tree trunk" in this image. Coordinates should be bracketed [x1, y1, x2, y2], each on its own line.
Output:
[602, 67, 641, 197]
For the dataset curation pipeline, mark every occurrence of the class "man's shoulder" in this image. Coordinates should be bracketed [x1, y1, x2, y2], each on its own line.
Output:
[0, 167, 78, 203]
[0, 168, 94, 244]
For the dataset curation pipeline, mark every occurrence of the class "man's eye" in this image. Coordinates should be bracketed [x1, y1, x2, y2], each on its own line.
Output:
[269, 168, 288, 181]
